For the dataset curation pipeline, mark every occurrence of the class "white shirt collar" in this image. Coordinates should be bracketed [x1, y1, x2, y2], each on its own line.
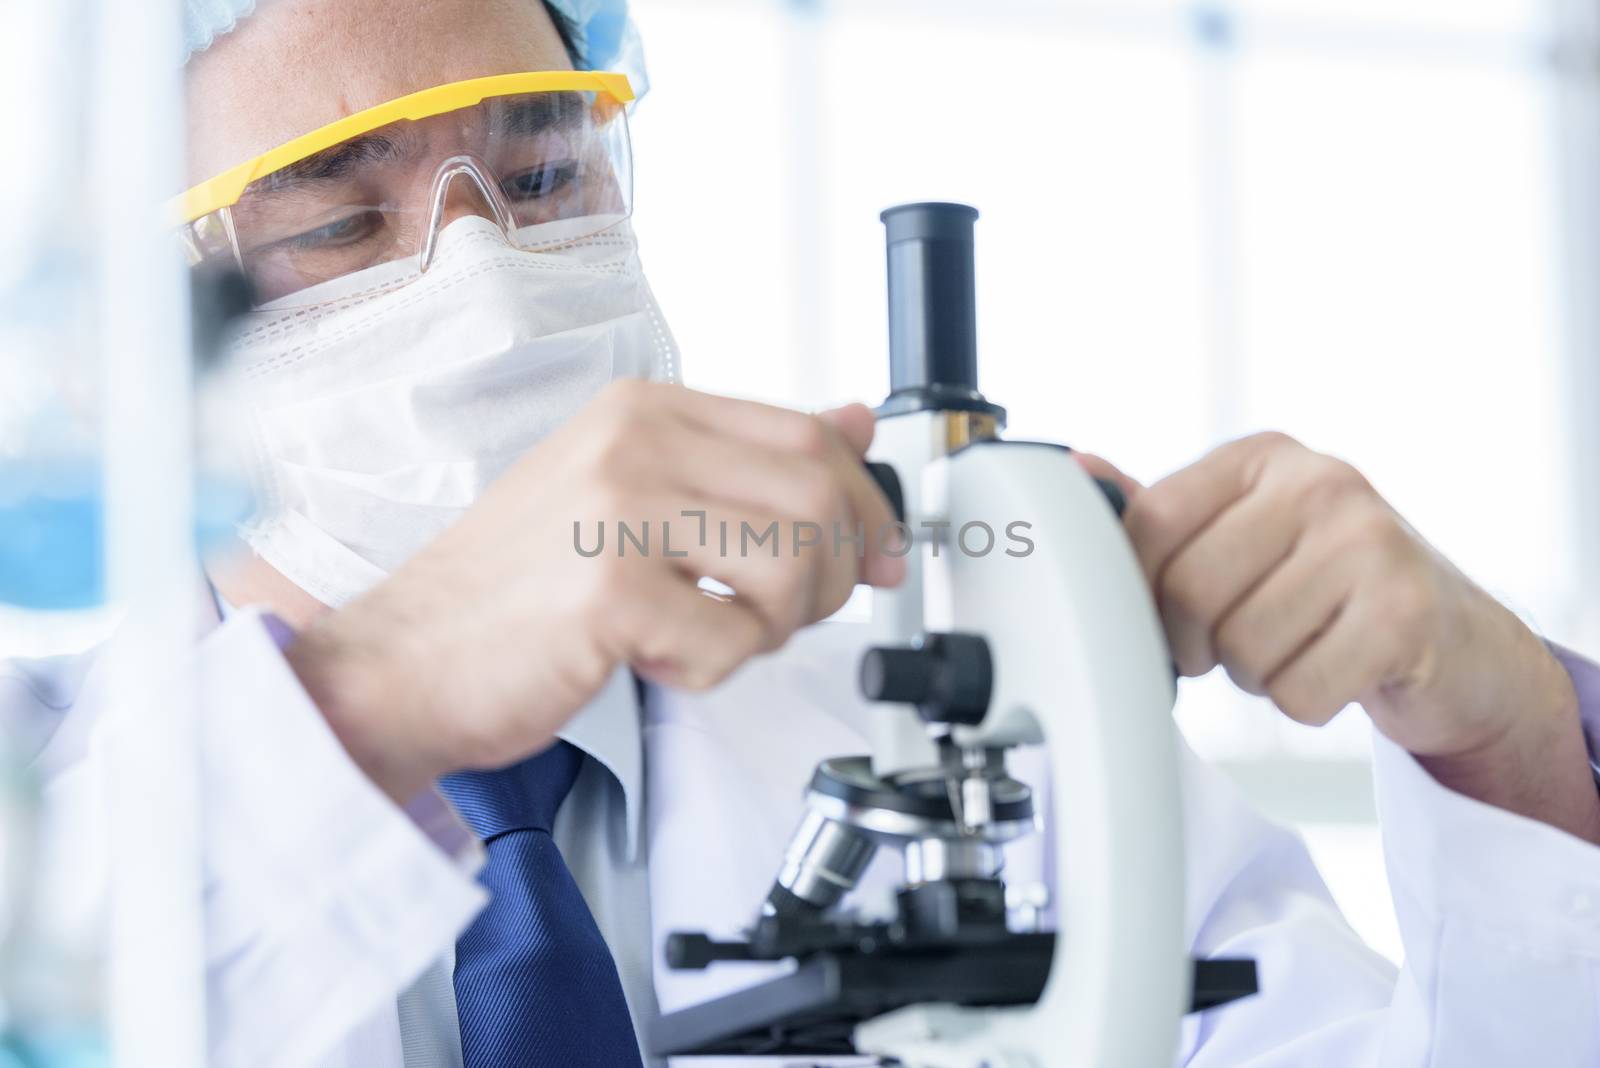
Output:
[557, 667, 644, 862]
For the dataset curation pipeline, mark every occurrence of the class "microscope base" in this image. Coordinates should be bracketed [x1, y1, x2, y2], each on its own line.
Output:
[651, 934, 1257, 1058]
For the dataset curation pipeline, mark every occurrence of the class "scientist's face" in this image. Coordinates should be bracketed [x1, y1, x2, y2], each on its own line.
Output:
[191, 0, 580, 624]
[184, 0, 575, 191]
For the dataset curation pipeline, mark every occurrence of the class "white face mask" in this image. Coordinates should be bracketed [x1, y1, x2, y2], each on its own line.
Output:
[222, 213, 679, 607]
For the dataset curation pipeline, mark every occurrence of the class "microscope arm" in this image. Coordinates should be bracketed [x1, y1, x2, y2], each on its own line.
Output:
[854, 440, 1189, 1068]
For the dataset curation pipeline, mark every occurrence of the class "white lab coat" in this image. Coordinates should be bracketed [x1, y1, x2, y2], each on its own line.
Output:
[13, 603, 1600, 1067]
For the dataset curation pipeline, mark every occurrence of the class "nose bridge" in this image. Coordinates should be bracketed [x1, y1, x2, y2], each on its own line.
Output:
[418, 155, 518, 272]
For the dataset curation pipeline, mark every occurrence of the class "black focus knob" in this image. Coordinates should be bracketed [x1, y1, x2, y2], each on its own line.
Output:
[1095, 476, 1128, 518]
[860, 647, 937, 705]
[864, 462, 905, 523]
[860, 632, 993, 726]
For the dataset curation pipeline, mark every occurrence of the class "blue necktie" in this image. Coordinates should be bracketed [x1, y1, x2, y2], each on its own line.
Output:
[440, 742, 643, 1068]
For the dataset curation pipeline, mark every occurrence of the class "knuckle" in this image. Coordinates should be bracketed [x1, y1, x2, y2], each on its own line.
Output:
[589, 414, 645, 474]
[1212, 618, 1249, 667]
[1127, 486, 1181, 543]
[1222, 661, 1270, 697]
[1173, 647, 1217, 679]
[585, 451, 622, 490]
[1244, 429, 1300, 456]
[1302, 449, 1349, 484]
[1311, 454, 1369, 496]
[1293, 453, 1363, 507]
[1342, 504, 1416, 573]
[793, 468, 840, 521]
[1214, 620, 1271, 692]
[1269, 678, 1338, 726]
[1379, 571, 1435, 632]
[1345, 500, 1397, 543]
[599, 375, 652, 412]
[1160, 560, 1212, 619]
[1218, 430, 1301, 482]
[1165, 617, 1215, 677]
[788, 415, 835, 459]
[1231, 432, 1302, 497]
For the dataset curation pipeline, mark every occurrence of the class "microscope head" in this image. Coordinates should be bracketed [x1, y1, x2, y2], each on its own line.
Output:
[656, 204, 1230, 1066]
[760, 203, 1040, 933]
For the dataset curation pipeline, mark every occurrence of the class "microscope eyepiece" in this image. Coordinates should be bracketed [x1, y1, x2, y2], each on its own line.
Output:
[878, 202, 1004, 421]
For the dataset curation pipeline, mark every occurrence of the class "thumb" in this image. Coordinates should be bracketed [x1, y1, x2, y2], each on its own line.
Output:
[816, 402, 877, 456]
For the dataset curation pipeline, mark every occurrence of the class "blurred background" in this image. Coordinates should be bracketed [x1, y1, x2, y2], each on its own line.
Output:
[6, 0, 1598, 966]
[623, 0, 1600, 960]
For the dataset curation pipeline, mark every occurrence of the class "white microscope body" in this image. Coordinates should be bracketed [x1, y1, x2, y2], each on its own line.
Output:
[857, 406, 1189, 1067]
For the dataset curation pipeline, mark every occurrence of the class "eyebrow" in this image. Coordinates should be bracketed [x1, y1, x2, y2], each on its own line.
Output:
[262, 129, 411, 193]
[250, 92, 588, 198]
[493, 92, 586, 137]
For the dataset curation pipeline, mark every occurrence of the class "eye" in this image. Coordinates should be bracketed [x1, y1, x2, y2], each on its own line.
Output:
[502, 161, 581, 202]
[276, 210, 383, 253]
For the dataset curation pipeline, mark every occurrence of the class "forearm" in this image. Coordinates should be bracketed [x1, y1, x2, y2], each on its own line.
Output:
[285, 609, 442, 806]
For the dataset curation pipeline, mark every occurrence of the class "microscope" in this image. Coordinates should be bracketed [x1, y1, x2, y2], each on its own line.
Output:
[653, 203, 1256, 1066]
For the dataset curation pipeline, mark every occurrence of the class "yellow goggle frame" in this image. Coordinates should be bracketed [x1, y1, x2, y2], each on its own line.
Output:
[174, 70, 635, 226]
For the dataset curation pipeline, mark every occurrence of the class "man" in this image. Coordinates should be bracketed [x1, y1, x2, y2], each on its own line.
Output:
[19, 0, 1600, 1064]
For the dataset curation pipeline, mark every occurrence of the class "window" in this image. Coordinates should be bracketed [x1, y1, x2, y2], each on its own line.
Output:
[631, 0, 1592, 959]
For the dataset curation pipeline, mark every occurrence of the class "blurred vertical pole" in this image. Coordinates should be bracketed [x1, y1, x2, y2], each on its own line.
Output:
[782, 0, 831, 408]
[1548, 0, 1600, 652]
[1191, 6, 1247, 445]
[91, 0, 207, 1063]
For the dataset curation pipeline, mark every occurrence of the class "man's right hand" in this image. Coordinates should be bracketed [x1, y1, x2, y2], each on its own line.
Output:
[285, 381, 904, 802]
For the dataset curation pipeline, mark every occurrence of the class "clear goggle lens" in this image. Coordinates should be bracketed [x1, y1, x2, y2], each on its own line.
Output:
[180, 89, 632, 305]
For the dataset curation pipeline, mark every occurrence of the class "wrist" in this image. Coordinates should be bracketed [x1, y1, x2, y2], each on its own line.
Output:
[1415, 646, 1600, 844]
[285, 611, 442, 804]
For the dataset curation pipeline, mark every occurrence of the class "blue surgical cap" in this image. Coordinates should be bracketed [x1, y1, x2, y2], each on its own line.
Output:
[182, 0, 647, 95]
[184, 0, 257, 59]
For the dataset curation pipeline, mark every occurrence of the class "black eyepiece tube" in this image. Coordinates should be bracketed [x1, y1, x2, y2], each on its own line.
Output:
[879, 202, 1002, 419]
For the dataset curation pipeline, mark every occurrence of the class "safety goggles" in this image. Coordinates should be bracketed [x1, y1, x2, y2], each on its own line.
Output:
[175, 71, 635, 304]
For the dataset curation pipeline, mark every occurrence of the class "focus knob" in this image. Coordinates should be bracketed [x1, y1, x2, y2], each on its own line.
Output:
[860, 632, 992, 726]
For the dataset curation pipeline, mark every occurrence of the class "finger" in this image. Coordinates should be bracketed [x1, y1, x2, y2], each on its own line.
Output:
[659, 384, 859, 454]
[817, 402, 877, 456]
[669, 417, 899, 593]
[597, 489, 847, 643]
[670, 505, 846, 640]
[1213, 519, 1369, 693]
[808, 406, 905, 586]
[1263, 598, 1393, 726]
[1158, 484, 1305, 677]
[665, 389, 904, 587]
[1125, 433, 1292, 586]
[793, 433, 904, 590]
[601, 558, 771, 690]
[651, 418, 878, 568]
